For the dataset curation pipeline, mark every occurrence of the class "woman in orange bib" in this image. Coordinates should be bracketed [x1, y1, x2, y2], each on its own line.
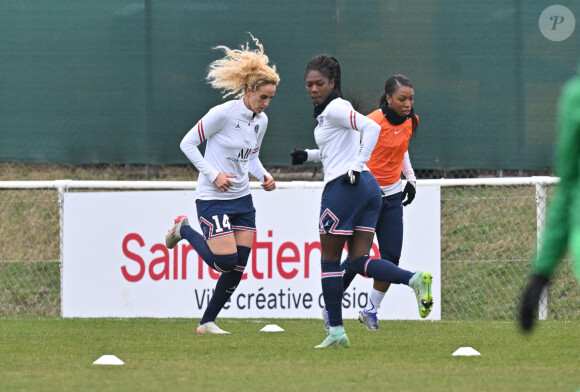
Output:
[342, 74, 423, 330]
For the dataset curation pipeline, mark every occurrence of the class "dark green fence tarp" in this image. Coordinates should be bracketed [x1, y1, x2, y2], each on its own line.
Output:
[1, 1, 578, 170]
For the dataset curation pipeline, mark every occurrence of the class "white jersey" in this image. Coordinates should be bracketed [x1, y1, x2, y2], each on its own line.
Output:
[306, 98, 381, 184]
[180, 98, 271, 200]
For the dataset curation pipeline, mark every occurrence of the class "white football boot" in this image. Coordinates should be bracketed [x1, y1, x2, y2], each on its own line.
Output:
[196, 322, 230, 334]
[165, 215, 189, 249]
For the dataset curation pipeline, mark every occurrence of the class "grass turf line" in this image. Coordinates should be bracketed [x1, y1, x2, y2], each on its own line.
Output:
[1, 318, 578, 392]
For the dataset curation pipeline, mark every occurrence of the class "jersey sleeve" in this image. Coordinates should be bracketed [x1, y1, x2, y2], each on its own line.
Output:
[326, 102, 380, 172]
[402, 151, 417, 182]
[534, 77, 580, 278]
[180, 106, 227, 183]
[306, 149, 321, 162]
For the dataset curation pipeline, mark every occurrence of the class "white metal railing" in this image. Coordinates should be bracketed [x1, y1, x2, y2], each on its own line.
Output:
[0, 176, 560, 190]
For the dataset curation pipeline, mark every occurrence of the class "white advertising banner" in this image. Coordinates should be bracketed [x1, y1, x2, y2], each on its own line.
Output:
[62, 185, 440, 320]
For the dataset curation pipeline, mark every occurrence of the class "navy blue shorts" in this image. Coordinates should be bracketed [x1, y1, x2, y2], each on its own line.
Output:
[195, 195, 256, 240]
[319, 171, 382, 235]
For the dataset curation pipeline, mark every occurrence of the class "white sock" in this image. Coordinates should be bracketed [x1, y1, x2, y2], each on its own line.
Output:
[365, 288, 386, 313]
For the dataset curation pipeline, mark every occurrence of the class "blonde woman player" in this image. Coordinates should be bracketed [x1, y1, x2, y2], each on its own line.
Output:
[166, 34, 279, 334]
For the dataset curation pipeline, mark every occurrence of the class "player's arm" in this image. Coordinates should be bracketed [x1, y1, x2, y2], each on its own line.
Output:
[327, 104, 380, 184]
[180, 107, 227, 183]
[248, 118, 275, 191]
[533, 82, 580, 278]
[290, 148, 320, 165]
[402, 151, 417, 206]
[328, 105, 380, 170]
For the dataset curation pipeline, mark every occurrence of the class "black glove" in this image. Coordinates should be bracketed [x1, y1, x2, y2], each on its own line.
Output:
[402, 181, 416, 206]
[519, 274, 549, 332]
[290, 149, 307, 165]
[341, 169, 360, 185]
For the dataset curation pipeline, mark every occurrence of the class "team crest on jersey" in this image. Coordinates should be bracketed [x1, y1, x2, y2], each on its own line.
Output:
[319, 118, 324, 126]
[254, 125, 259, 133]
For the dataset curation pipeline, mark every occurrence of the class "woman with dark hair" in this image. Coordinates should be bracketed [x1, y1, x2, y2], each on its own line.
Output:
[291, 55, 433, 348]
[342, 74, 422, 330]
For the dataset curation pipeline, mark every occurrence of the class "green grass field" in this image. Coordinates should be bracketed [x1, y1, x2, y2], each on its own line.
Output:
[1, 318, 578, 392]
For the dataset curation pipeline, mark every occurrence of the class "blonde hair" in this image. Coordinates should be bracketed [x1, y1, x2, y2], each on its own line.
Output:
[206, 34, 280, 99]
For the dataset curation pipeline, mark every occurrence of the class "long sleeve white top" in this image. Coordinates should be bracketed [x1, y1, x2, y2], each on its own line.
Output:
[306, 98, 381, 184]
[180, 98, 271, 200]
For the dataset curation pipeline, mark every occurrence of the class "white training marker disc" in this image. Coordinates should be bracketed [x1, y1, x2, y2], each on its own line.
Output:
[260, 324, 285, 332]
[93, 355, 125, 365]
[452, 347, 481, 356]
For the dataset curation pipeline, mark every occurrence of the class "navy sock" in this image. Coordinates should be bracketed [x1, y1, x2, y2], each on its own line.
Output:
[200, 246, 250, 324]
[180, 225, 213, 262]
[321, 260, 343, 327]
[180, 225, 236, 272]
[234, 245, 251, 273]
[340, 256, 357, 291]
[350, 255, 413, 285]
[212, 253, 237, 273]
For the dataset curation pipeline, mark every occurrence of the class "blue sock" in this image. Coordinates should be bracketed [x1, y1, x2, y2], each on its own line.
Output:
[180, 225, 213, 261]
[340, 256, 357, 291]
[234, 245, 251, 273]
[180, 225, 236, 272]
[200, 246, 250, 324]
[350, 255, 413, 285]
[212, 253, 238, 273]
[321, 260, 343, 327]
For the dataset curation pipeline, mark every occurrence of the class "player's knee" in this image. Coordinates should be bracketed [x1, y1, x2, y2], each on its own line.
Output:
[349, 255, 371, 276]
[213, 253, 238, 273]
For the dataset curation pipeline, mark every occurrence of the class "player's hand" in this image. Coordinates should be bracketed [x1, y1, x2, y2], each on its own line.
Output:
[519, 274, 549, 332]
[290, 149, 308, 165]
[213, 172, 236, 192]
[261, 175, 276, 192]
[341, 170, 360, 185]
[402, 181, 416, 206]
